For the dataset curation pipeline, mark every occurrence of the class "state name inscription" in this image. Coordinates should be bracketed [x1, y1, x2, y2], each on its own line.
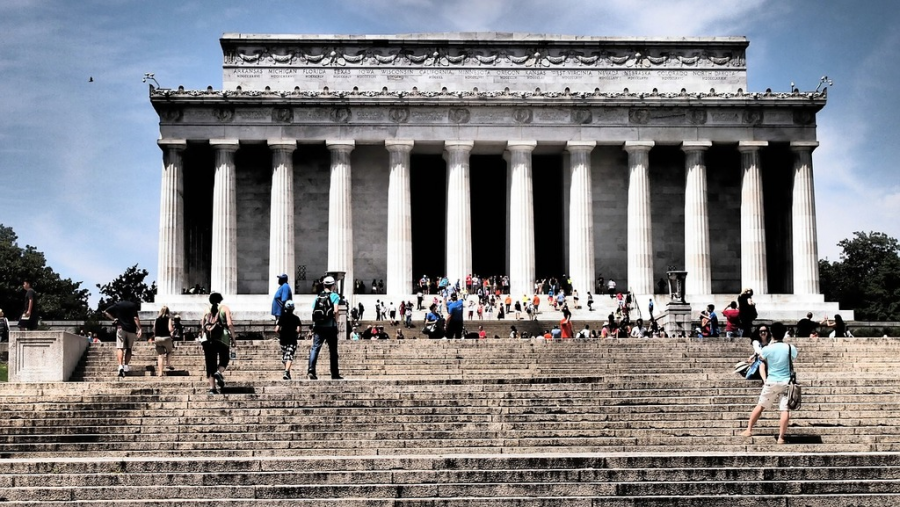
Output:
[224, 67, 745, 93]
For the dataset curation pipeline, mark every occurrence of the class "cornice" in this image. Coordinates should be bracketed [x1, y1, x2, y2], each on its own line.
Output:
[150, 86, 826, 106]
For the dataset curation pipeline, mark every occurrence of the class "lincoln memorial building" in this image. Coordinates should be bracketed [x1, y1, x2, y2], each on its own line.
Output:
[147, 33, 843, 319]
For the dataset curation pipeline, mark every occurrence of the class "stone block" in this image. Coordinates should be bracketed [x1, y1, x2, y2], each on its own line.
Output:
[9, 331, 89, 382]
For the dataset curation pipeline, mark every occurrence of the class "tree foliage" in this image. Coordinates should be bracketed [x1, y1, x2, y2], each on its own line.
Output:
[95, 264, 157, 311]
[819, 231, 900, 321]
[0, 224, 91, 320]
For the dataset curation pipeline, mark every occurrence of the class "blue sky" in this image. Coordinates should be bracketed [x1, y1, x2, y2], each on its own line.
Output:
[1, 0, 898, 305]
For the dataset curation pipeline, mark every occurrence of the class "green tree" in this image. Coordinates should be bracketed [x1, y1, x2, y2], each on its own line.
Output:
[0, 224, 91, 321]
[95, 264, 157, 311]
[819, 231, 900, 321]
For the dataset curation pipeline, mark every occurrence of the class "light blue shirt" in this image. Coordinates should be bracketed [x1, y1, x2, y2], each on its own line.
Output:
[761, 341, 797, 383]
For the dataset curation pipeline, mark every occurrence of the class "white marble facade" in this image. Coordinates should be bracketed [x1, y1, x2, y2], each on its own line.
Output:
[147, 33, 843, 318]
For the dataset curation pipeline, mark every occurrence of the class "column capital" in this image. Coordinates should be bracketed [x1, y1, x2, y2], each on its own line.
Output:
[566, 141, 597, 153]
[623, 140, 654, 153]
[326, 139, 355, 152]
[267, 139, 297, 152]
[506, 140, 537, 152]
[681, 140, 712, 152]
[157, 139, 186, 151]
[210, 139, 240, 151]
[444, 140, 474, 152]
[385, 139, 415, 152]
[738, 140, 768, 152]
[790, 141, 819, 152]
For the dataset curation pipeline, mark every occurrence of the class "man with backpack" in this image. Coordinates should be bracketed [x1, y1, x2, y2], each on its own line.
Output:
[307, 275, 342, 380]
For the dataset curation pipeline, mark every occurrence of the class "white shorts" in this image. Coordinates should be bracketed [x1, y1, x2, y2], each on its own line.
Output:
[757, 381, 790, 411]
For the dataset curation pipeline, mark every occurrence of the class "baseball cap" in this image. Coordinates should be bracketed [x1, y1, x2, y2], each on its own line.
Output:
[323, 276, 335, 286]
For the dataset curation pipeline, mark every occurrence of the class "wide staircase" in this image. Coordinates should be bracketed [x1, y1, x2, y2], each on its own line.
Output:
[1, 334, 900, 505]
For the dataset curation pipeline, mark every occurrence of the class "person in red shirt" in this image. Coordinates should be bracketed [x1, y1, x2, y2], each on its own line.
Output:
[722, 301, 741, 338]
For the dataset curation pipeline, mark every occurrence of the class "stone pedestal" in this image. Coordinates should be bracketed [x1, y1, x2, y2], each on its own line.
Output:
[210, 139, 239, 295]
[791, 141, 820, 295]
[268, 140, 297, 295]
[682, 141, 712, 296]
[327, 140, 355, 289]
[663, 303, 693, 338]
[444, 141, 474, 288]
[9, 331, 89, 382]
[386, 140, 414, 294]
[625, 141, 655, 295]
[157, 139, 186, 298]
[566, 141, 596, 295]
[739, 141, 768, 294]
[507, 141, 537, 298]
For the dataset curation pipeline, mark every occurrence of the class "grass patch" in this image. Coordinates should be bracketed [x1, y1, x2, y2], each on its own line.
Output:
[0, 363, 7, 382]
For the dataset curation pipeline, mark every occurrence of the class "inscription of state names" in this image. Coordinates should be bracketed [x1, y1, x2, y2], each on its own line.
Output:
[225, 67, 746, 94]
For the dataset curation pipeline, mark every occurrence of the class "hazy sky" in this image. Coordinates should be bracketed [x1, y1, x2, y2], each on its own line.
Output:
[1, 0, 898, 305]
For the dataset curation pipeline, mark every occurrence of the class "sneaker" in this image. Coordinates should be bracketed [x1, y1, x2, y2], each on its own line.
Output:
[123, 365, 130, 373]
[331, 375, 344, 380]
[117, 368, 125, 378]
[213, 371, 225, 388]
[307, 373, 318, 380]
[207, 389, 219, 395]
[283, 371, 291, 381]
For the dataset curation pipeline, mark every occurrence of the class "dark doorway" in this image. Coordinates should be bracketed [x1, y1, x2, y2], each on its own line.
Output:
[470, 155, 507, 278]
[182, 143, 214, 290]
[533, 154, 565, 280]
[410, 154, 447, 283]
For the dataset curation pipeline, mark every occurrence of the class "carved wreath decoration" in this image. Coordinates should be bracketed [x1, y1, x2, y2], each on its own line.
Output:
[225, 47, 743, 69]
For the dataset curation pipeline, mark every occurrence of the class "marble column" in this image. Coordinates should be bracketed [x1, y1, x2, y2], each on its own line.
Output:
[268, 140, 296, 295]
[566, 141, 596, 295]
[791, 141, 820, 295]
[507, 141, 537, 298]
[444, 141, 474, 289]
[386, 140, 414, 295]
[327, 140, 355, 293]
[682, 141, 713, 296]
[739, 141, 769, 294]
[624, 141, 655, 295]
[156, 139, 186, 299]
[209, 139, 239, 295]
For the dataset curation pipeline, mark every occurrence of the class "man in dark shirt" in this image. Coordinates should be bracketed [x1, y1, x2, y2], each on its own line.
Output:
[796, 312, 817, 337]
[275, 300, 301, 380]
[18, 279, 38, 330]
[104, 300, 142, 377]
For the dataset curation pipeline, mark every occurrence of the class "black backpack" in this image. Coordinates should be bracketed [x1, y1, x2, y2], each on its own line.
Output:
[312, 291, 335, 325]
[203, 311, 224, 342]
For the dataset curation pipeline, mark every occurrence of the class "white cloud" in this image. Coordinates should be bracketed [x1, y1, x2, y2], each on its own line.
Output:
[356, 0, 774, 36]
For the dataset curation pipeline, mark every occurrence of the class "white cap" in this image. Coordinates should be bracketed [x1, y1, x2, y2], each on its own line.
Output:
[323, 276, 335, 286]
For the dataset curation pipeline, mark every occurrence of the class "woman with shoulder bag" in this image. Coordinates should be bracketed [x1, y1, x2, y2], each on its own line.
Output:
[201, 293, 236, 395]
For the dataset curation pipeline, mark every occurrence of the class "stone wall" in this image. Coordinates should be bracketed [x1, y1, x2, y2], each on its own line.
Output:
[235, 145, 272, 294]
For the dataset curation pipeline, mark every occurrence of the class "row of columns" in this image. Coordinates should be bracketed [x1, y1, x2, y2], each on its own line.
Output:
[156, 138, 820, 299]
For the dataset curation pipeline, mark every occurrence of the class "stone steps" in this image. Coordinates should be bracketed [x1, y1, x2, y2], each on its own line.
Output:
[4, 337, 900, 504]
[1, 455, 900, 504]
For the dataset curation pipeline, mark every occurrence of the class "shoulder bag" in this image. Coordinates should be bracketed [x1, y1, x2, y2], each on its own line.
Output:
[787, 344, 802, 410]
